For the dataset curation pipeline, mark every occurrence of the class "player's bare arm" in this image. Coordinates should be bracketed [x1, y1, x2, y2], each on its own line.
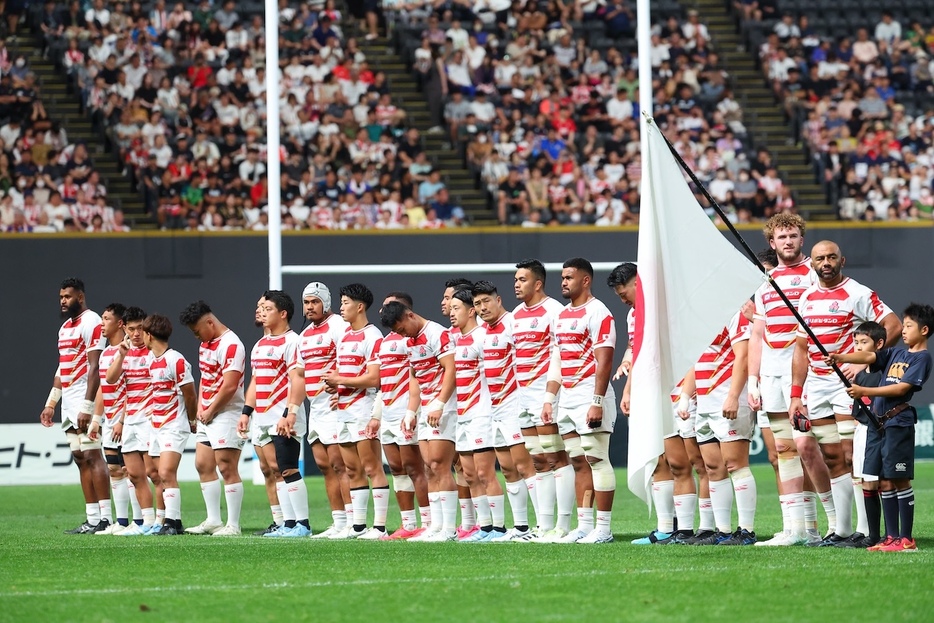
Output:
[788, 335, 809, 422]
[723, 338, 748, 421]
[541, 346, 561, 424]
[200, 369, 242, 425]
[403, 374, 420, 435]
[323, 362, 380, 390]
[880, 312, 903, 347]
[182, 382, 198, 433]
[677, 370, 696, 420]
[40, 374, 62, 427]
[587, 345, 613, 427]
[79, 349, 102, 432]
[427, 354, 455, 428]
[238, 377, 257, 436]
[105, 339, 129, 384]
[277, 367, 306, 436]
[747, 317, 765, 410]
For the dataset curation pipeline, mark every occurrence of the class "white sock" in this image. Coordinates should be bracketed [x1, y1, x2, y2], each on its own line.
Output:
[698, 497, 714, 531]
[127, 481, 143, 522]
[506, 480, 529, 527]
[473, 495, 491, 526]
[332, 509, 346, 529]
[709, 478, 733, 533]
[142, 507, 155, 526]
[536, 470, 556, 531]
[595, 510, 611, 534]
[830, 474, 853, 537]
[98, 499, 113, 524]
[460, 495, 476, 529]
[400, 509, 417, 530]
[788, 492, 806, 536]
[156, 508, 166, 525]
[419, 505, 431, 528]
[577, 507, 594, 532]
[854, 479, 868, 536]
[779, 494, 793, 534]
[276, 481, 296, 522]
[224, 483, 243, 528]
[818, 489, 836, 534]
[525, 475, 539, 525]
[489, 494, 505, 528]
[112, 478, 130, 523]
[372, 487, 389, 528]
[86, 502, 100, 525]
[673, 493, 696, 532]
[440, 490, 458, 533]
[345, 502, 353, 526]
[201, 479, 222, 525]
[271, 504, 284, 526]
[164, 487, 181, 521]
[428, 492, 442, 530]
[802, 491, 818, 531]
[731, 473, 757, 531]
[554, 464, 575, 532]
[652, 479, 675, 533]
[350, 487, 369, 527]
[287, 478, 309, 522]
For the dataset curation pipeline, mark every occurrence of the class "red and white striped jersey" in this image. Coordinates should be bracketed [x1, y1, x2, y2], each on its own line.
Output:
[297, 314, 349, 417]
[555, 298, 616, 391]
[695, 312, 750, 413]
[407, 320, 455, 411]
[753, 258, 818, 375]
[198, 329, 245, 419]
[99, 344, 126, 423]
[512, 297, 564, 390]
[57, 309, 104, 403]
[481, 312, 518, 408]
[334, 324, 382, 422]
[797, 277, 892, 376]
[251, 331, 302, 426]
[377, 331, 410, 417]
[149, 349, 193, 431]
[122, 347, 152, 426]
[454, 326, 490, 421]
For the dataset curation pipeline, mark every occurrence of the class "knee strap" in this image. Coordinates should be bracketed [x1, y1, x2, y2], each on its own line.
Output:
[581, 433, 615, 491]
[777, 456, 804, 480]
[105, 453, 123, 466]
[813, 423, 841, 445]
[540, 433, 565, 453]
[770, 415, 793, 443]
[523, 434, 544, 456]
[393, 474, 414, 493]
[273, 435, 301, 472]
[836, 418, 856, 440]
[283, 470, 303, 483]
[66, 432, 81, 452]
[563, 435, 583, 458]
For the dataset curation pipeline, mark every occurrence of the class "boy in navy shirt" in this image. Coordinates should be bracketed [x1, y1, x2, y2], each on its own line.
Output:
[826, 303, 934, 552]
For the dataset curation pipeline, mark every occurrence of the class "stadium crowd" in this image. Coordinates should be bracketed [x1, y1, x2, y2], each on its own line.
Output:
[0, 48, 128, 233]
[33, 0, 469, 231]
[387, 1, 796, 225]
[749, 4, 934, 220]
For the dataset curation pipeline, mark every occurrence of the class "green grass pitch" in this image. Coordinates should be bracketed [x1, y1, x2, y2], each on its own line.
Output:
[2, 464, 934, 623]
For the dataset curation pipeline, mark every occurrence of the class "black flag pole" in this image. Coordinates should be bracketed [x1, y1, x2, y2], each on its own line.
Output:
[655, 124, 883, 431]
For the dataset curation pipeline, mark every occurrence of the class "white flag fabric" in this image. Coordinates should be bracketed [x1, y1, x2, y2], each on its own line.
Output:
[627, 119, 765, 505]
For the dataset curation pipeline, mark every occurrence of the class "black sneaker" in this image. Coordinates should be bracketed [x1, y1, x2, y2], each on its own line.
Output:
[833, 532, 867, 548]
[656, 530, 695, 545]
[691, 530, 731, 546]
[810, 532, 847, 547]
[158, 520, 180, 536]
[683, 529, 716, 545]
[718, 528, 757, 546]
[64, 521, 98, 534]
[254, 523, 279, 536]
[89, 519, 111, 534]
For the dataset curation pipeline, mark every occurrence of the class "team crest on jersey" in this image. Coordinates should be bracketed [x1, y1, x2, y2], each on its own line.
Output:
[352, 344, 358, 353]
[531, 319, 539, 328]
[462, 348, 468, 357]
[419, 346, 427, 356]
[390, 343, 397, 352]
[492, 337, 499, 346]
[791, 276, 801, 286]
[317, 336, 323, 344]
[570, 320, 578, 330]
[267, 348, 274, 356]
[829, 302, 840, 313]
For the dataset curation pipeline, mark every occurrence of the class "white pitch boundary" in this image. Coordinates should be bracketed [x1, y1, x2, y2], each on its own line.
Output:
[281, 262, 631, 276]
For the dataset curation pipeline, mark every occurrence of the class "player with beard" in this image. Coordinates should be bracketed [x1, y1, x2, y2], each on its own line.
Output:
[40, 278, 111, 534]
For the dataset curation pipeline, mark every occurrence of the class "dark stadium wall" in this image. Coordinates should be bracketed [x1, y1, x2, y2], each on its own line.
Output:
[6, 226, 934, 467]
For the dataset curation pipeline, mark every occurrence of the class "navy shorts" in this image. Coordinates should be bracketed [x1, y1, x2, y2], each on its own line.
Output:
[864, 424, 914, 480]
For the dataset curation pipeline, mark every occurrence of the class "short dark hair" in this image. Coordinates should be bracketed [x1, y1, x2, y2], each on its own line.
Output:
[122, 306, 147, 324]
[471, 280, 498, 297]
[385, 291, 414, 308]
[179, 300, 212, 326]
[452, 287, 475, 306]
[263, 290, 295, 322]
[563, 257, 594, 278]
[904, 303, 934, 336]
[142, 314, 173, 341]
[60, 277, 85, 292]
[606, 262, 637, 288]
[445, 278, 473, 290]
[515, 258, 546, 284]
[757, 248, 778, 269]
[380, 300, 410, 329]
[854, 321, 886, 346]
[104, 303, 127, 318]
[340, 283, 374, 310]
